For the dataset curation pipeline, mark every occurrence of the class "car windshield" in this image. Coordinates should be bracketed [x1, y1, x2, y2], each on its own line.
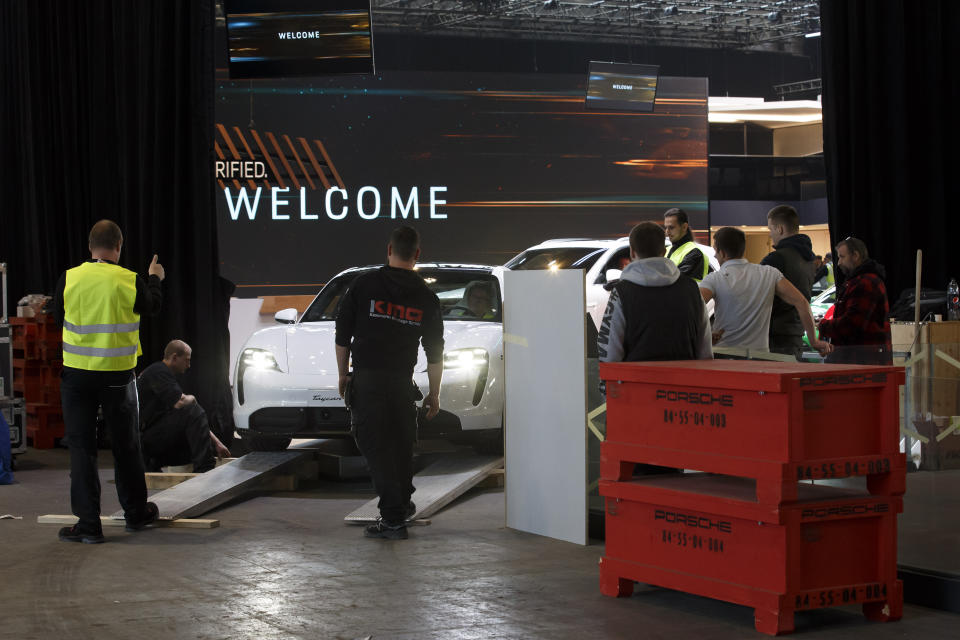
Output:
[300, 268, 502, 323]
[504, 247, 606, 271]
[813, 287, 836, 305]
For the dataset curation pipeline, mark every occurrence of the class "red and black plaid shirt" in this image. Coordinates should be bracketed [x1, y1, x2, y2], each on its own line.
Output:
[818, 260, 892, 351]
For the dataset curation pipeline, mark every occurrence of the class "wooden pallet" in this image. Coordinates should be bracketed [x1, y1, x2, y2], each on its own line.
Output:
[37, 514, 219, 529]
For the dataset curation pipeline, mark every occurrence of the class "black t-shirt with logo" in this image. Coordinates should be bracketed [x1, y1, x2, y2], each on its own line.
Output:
[137, 361, 183, 429]
[335, 266, 444, 374]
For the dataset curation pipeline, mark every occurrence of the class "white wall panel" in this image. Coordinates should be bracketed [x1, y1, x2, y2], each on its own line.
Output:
[503, 270, 587, 545]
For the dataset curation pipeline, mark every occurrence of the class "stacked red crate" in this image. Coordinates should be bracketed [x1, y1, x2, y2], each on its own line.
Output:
[598, 360, 906, 635]
[11, 316, 64, 448]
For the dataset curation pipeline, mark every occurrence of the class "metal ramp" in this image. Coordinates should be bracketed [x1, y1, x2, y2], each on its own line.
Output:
[344, 454, 504, 524]
[109, 451, 310, 521]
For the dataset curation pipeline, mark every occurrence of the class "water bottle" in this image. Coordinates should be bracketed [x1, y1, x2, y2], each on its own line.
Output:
[948, 278, 960, 321]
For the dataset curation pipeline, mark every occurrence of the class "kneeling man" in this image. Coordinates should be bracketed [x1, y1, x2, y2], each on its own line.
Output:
[138, 340, 230, 472]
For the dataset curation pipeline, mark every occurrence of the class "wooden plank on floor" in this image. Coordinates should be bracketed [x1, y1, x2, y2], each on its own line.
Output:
[475, 467, 505, 489]
[37, 515, 219, 529]
[110, 450, 311, 520]
[344, 454, 503, 524]
[146, 472, 199, 490]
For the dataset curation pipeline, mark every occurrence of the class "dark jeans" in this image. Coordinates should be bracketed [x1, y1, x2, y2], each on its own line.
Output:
[769, 334, 804, 361]
[61, 367, 149, 532]
[350, 369, 418, 526]
[826, 345, 893, 365]
[141, 403, 215, 472]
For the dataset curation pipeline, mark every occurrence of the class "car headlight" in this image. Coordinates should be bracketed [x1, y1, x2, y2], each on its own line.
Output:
[444, 348, 488, 370]
[241, 348, 281, 371]
[236, 348, 281, 406]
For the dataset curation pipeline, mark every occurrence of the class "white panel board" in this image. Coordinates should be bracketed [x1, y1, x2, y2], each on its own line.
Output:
[504, 270, 587, 545]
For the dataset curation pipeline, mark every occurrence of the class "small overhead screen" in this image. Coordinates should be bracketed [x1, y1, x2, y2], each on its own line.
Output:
[586, 61, 659, 112]
[224, 0, 374, 78]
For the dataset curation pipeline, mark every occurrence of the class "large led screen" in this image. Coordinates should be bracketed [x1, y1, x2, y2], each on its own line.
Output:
[215, 72, 708, 296]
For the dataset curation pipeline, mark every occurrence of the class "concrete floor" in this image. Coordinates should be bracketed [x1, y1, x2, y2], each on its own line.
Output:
[1, 448, 958, 640]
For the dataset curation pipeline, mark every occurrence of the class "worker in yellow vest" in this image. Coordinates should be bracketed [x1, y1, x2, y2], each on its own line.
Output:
[814, 252, 836, 289]
[664, 208, 709, 282]
[52, 220, 164, 543]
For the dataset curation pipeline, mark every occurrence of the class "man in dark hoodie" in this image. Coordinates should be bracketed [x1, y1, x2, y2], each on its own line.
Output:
[761, 205, 817, 360]
[818, 237, 892, 364]
[664, 208, 710, 282]
[598, 221, 712, 364]
[335, 226, 444, 540]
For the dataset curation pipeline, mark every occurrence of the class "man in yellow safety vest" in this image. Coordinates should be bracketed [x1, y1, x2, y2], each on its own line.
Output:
[664, 208, 709, 282]
[52, 220, 165, 543]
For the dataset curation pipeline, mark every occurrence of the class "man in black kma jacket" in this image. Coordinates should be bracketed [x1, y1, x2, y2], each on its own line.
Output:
[335, 226, 444, 540]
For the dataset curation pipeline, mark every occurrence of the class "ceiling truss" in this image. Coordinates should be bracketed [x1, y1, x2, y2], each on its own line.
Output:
[369, 0, 820, 49]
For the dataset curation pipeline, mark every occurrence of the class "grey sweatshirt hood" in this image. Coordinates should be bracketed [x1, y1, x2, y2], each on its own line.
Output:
[620, 257, 681, 287]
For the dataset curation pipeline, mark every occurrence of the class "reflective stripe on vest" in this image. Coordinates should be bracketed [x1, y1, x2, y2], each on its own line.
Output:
[63, 320, 140, 334]
[668, 241, 709, 281]
[62, 262, 141, 371]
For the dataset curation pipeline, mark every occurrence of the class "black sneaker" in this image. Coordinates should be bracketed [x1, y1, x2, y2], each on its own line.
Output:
[59, 524, 105, 544]
[125, 501, 159, 532]
[364, 520, 408, 540]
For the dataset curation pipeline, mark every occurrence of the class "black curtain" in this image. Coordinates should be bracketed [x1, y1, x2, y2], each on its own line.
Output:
[0, 1, 231, 422]
[821, 0, 960, 300]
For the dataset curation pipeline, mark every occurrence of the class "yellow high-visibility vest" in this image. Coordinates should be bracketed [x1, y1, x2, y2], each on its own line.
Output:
[668, 241, 709, 282]
[62, 262, 141, 371]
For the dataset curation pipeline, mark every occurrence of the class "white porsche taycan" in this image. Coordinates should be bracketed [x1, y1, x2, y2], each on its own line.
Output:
[233, 264, 504, 452]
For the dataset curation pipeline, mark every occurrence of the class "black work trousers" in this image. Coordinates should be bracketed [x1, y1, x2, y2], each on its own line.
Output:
[350, 369, 418, 526]
[141, 403, 215, 472]
[60, 367, 149, 532]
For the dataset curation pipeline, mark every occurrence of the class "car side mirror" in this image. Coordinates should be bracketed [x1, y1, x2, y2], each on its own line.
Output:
[605, 268, 622, 283]
[275, 308, 298, 324]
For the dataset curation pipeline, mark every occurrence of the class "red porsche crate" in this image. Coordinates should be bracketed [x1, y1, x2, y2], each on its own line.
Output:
[599, 474, 902, 635]
[600, 360, 906, 503]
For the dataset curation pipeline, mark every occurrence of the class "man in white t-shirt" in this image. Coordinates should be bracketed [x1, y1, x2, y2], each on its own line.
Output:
[699, 227, 832, 355]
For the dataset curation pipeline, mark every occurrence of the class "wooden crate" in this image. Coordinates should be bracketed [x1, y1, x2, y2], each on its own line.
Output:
[893, 321, 960, 418]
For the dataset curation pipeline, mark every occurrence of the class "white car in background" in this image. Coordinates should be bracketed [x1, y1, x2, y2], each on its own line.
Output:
[233, 264, 505, 452]
[502, 237, 719, 328]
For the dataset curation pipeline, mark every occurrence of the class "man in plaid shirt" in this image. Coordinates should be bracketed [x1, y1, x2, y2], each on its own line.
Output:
[818, 237, 892, 364]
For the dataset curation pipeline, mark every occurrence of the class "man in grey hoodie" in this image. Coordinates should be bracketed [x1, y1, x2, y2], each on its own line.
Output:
[598, 221, 712, 364]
